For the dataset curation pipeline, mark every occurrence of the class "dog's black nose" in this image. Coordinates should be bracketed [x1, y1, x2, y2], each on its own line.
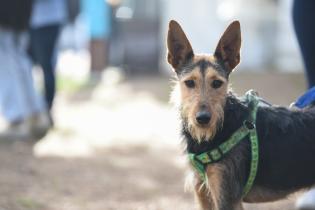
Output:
[196, 111, 211, 125]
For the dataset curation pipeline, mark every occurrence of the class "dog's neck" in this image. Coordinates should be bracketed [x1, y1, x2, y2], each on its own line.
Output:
[182, 92, 249, 154]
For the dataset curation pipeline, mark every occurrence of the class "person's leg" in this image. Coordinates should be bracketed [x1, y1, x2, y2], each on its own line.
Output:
[293, 0, 315, 88]
[30, 24, 60, 110]
[0, 30, 26, 123]
[17, 32, 51, 138]
[81, 0, 111, 84]
[0, 29, 47, 140]
[293, 0, 315, 209]
[16, 32, 45, 115]
[0, 73, 25, 124]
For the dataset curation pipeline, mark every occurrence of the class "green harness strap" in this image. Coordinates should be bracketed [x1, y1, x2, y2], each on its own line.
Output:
[188, 90, 259, 197]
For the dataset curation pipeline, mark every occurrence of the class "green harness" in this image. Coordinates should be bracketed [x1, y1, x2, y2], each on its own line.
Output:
[188, 90, 260, 197]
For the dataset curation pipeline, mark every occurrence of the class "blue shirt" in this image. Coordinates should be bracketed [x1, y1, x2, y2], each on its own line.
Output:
[31, 0, 67, 28]
[80, 0, 111, 38]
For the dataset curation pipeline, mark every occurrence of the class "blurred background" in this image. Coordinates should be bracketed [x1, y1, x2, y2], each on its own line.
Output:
[0, 0, 308, 210]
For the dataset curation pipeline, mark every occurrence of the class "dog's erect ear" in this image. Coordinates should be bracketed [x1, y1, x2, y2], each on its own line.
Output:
[167, 20, 194, 71]
[214, 21, 241, 74]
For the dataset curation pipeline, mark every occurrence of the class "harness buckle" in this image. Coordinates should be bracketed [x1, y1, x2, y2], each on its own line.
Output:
[208, 147, 224, 162]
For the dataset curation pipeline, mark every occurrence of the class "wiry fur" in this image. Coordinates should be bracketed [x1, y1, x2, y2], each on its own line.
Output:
[179, 56, 227, 142]
[167, 20, 315, 210]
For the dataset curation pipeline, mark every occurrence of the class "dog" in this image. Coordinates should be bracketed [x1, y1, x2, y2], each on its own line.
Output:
[167, 20, 315, 210]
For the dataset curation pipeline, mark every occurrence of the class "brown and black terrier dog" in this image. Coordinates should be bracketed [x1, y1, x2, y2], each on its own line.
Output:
[167, 20, 315, 210]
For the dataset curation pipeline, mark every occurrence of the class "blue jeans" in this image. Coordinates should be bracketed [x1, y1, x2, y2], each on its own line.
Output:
[0, 28, 44, 122]
[293, 0, 315, 88]
[30, 24, 60, 110]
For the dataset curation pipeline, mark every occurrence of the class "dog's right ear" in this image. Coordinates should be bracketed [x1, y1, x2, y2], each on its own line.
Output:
[167, 20, 194, 71]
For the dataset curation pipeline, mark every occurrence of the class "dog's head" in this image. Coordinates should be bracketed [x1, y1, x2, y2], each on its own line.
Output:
[168, 20, 241, 142]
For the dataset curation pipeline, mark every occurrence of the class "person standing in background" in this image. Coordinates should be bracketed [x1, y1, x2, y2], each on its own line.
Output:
[293, 0, 315, 89]
[80, 0, 112, 84]
[0, 0, 50, 141]
[293, 0, 315, 209]
[29, 0, 68, 125]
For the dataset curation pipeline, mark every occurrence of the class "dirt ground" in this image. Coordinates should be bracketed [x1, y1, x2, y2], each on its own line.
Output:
[0, 71, 308, 210]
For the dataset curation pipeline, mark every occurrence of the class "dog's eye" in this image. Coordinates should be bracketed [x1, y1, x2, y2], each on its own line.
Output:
[184, 80, 195, 88]
[211, 80, 223, 89]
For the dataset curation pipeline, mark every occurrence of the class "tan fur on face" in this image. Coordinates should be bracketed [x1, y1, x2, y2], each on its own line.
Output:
[179, 55, 227, 142]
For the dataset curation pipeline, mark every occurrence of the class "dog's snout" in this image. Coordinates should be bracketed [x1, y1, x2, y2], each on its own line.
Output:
[196, 111, 211, 125]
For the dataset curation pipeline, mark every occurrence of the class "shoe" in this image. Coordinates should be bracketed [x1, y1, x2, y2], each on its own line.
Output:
[0, 119, 32, 141]
[296, 188, 315, 210]
[29, 112, 52, 140]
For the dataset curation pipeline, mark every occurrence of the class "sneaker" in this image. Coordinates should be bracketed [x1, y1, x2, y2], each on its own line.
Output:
[0, 119, 32, 141]
[296, 188, 315, 210]
[29, 112, 52, 140]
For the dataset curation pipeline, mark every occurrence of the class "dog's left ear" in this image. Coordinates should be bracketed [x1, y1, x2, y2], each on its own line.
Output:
[214, 21, 241, 75]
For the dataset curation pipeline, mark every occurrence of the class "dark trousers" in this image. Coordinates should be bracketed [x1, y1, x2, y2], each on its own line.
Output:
[30, 24, 60, 110]
[293, 0, 315, 88]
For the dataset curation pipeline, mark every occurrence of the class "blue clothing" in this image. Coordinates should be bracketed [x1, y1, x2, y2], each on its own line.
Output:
[80, 0, 111, 38]
[30, 0, 66, 110]
[293, 0, 315, 88]
[31, 0, 67, 28]
[295, 87, 315, 108]
[30, 25, 60, 110]
[0, 28, 44, 122]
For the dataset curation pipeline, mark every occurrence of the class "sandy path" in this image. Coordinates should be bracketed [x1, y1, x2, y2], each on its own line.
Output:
[0, 72, 307, 210]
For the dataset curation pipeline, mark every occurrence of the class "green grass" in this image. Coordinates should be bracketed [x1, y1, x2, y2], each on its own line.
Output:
[56, 76, 87, 92]
[17, 197, 43, 210]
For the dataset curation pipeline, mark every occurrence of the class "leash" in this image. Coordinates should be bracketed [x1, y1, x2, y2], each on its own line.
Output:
[188, 90, 259, 197]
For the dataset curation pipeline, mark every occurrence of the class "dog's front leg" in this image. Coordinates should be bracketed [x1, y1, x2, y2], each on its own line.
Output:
[195, 178, 242, 210]
[200, 165, 242, 210]
[234, 203, 244, 210]
[195, 180, 215, 210]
